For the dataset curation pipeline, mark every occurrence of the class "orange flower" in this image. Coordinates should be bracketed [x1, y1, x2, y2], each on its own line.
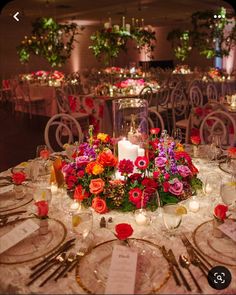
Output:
[92, 196, 108, 214]
[85, 162, 96, 174]
[73, 184, 89, 201]
[97, 151, 118, 167]
[228, 147, 236, 159]
[92, 163, 104, 175]
[89, 178, 105, 194]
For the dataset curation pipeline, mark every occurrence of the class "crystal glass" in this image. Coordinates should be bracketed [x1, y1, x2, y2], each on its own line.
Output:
[113, 98, 148, 161]
[72, 209, 93, 240]
[162, 204, 182, 234]
[203, 173, 222, 197]
[220, 181, 236, 209]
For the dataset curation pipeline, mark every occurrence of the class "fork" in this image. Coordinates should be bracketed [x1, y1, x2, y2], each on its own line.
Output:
[54, 247, 87, 281]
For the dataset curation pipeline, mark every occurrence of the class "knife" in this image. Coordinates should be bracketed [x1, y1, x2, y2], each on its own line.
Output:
[181, 235, 212, 270]
[161, 246, 181, 287]
[168, 249, 192, 292]
[30, 238, 76, 271]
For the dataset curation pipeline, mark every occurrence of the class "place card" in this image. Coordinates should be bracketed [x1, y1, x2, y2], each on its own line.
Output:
[218, 219, 236, 242]
[0, 219, 40, 254]
[105, 245, 138, 294]
[0, 184, 14, 195]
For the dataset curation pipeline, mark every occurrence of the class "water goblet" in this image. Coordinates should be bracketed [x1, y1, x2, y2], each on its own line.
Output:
[72, 209, 93, 241]
[220, 181, 236, 210]
[162, 204, 182, 236]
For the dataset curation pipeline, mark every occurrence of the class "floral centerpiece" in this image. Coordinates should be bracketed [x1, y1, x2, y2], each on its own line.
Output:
[19, 70, 65, 86]
[61, 128, 202, 213]
[207, 67, 226, 81]
[173, 64, 191, 74]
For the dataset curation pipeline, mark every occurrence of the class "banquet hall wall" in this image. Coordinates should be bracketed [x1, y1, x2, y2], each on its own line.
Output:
[1, 19, 235, 80]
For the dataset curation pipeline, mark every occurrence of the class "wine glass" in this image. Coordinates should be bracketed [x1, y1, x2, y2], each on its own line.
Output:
[72, 209, 93, 241]
[36, 145, 51, 176]
[171, 128, 182, 144]
[220, 181, 236, 210]
[162, 204, 182, 236]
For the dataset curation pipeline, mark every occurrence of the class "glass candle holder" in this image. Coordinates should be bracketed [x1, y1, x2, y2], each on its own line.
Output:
[113, 98, 148, 162]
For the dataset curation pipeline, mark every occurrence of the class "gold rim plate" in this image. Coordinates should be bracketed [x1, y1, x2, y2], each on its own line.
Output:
[193, 219, 236, 267]
[0, 217, 67, 264]
[75, 238, 171, 294]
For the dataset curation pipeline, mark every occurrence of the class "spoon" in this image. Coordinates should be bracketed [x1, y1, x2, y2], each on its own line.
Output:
[179, 254, 203, 293]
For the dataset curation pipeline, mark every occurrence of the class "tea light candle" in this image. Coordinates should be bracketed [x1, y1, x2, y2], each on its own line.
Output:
[135, 212, 147, 225]
[189, 200, 200, 212]
[70, 201, 80, 211]
[50, 183, 58, 194]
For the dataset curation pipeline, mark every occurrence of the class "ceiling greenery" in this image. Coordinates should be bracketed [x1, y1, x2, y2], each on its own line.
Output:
[17, 17, 84, 67]
[167, 7, 236, 61]
[89, 25, 156, 65]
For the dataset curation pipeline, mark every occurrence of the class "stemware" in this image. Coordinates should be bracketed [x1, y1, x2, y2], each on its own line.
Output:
[162, 204, 182, 236]
[72, 209, 93, 241]
[171, 128, 183, 144]
[220, 181, 236, 209]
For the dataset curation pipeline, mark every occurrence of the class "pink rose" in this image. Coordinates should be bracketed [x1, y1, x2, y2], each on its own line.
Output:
[169, 178, 183, 196]
[177, 165, 192, 178]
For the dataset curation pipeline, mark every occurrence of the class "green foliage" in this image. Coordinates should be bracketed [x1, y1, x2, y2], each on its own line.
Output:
[17, 17, 83, 67]
[90, 26, 156, 65]
[167, 7, 236, 61]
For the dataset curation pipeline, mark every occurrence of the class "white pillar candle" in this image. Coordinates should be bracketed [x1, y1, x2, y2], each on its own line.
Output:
[118, 139, 138, 163]
[138, 148, 145, 156]
[135, 212, 147, 225]
[50, 183, 58, 194]
[125, 23, 130, 33]
[189, 200, 200, 212]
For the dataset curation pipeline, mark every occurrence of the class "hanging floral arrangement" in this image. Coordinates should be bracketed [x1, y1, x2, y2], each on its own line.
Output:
[17, 17, 84, 67]
[167, 7, 236, 61]
[89, 20, 156, 65]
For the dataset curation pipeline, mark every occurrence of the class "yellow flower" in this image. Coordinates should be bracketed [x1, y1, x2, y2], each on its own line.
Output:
[176, 143, 184, 152]
[97, 133, 108, 142]
[92, 163, 104, 175]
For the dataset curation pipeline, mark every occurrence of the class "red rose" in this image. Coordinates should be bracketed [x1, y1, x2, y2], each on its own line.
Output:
[150, 128, 160, 135]
[89, 178, 105, 194]
[190, 136, 201, 145]
[40, 149, 50, 160]
[92, 196, 108, 214]
[97, 151, 118, 167]
[115, 223, 133, 240]
[66, 175, 77, 189]
[141, 177, 158, 188]
[163, 181, 170, 192]
[214, 204, 228, 221]
[35, 200, 48, 217]
[12, 172, 26, 185]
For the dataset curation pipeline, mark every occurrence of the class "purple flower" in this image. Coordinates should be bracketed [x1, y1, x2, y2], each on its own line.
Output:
[155, 156, 167, 168]
[78, 143, 96, 160]
[168, 178, 183, 196]
[177, 165, 192, 178]
[62, 163, 75, 175]
[76, 156, 89, 167]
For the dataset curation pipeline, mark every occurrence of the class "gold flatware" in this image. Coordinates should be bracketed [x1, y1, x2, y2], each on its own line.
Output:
[38, 253, 67, 287]
[161, 246, 181, 287]
[168, 249, 192, 292]
[179, 254, 203, 293]
[30, 238, 76, 271]
[54, 252, 76, 281]
[54, 246, 87, 281]
[181, 234, 212, 268]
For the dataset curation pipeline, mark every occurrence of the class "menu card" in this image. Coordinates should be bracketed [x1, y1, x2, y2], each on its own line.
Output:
[0, 219, 40, 254]
[105, 245, 138, 294]
[218, 219, 236, 242]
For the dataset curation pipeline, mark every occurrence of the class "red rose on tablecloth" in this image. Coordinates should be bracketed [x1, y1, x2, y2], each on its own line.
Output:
[89, 178, 105, 194]
[214, 204, 228, 221]
[150, 128, 160, 135]
[228, 147, 236, 159]
[12, 172, 26, 185]
[115, 223, 133, 240]
[190, 135, 201, 145]
[92, 196, 108, 213]
[40, 149, 50, 160]
[35, 200, 48, 218]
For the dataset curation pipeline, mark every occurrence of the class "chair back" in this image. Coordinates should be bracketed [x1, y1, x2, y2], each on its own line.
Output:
[189, 85, 203, 107]
[55, 88, 71, 113]
[44, 113, 83, 152]
[139, 85, 153, 106]
[200, 110, 236, 146]
[206, 83, 219, 102]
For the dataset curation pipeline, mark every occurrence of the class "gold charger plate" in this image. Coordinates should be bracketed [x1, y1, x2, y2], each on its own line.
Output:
[193, 219, 236, 267]
[0, 217, 66, 264]
[76, 238, 171, 294]
[0, 190, 33, 213]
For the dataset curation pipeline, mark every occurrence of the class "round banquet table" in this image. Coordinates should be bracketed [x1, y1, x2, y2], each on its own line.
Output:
[0, 157, 235, 294]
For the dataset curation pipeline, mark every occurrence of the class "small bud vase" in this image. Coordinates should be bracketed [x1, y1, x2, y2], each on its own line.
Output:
[39, 218, 49, 235]
[212, 217, 224, 238]
[14, 185, 24, 200]
[193, 145, 199, 157]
